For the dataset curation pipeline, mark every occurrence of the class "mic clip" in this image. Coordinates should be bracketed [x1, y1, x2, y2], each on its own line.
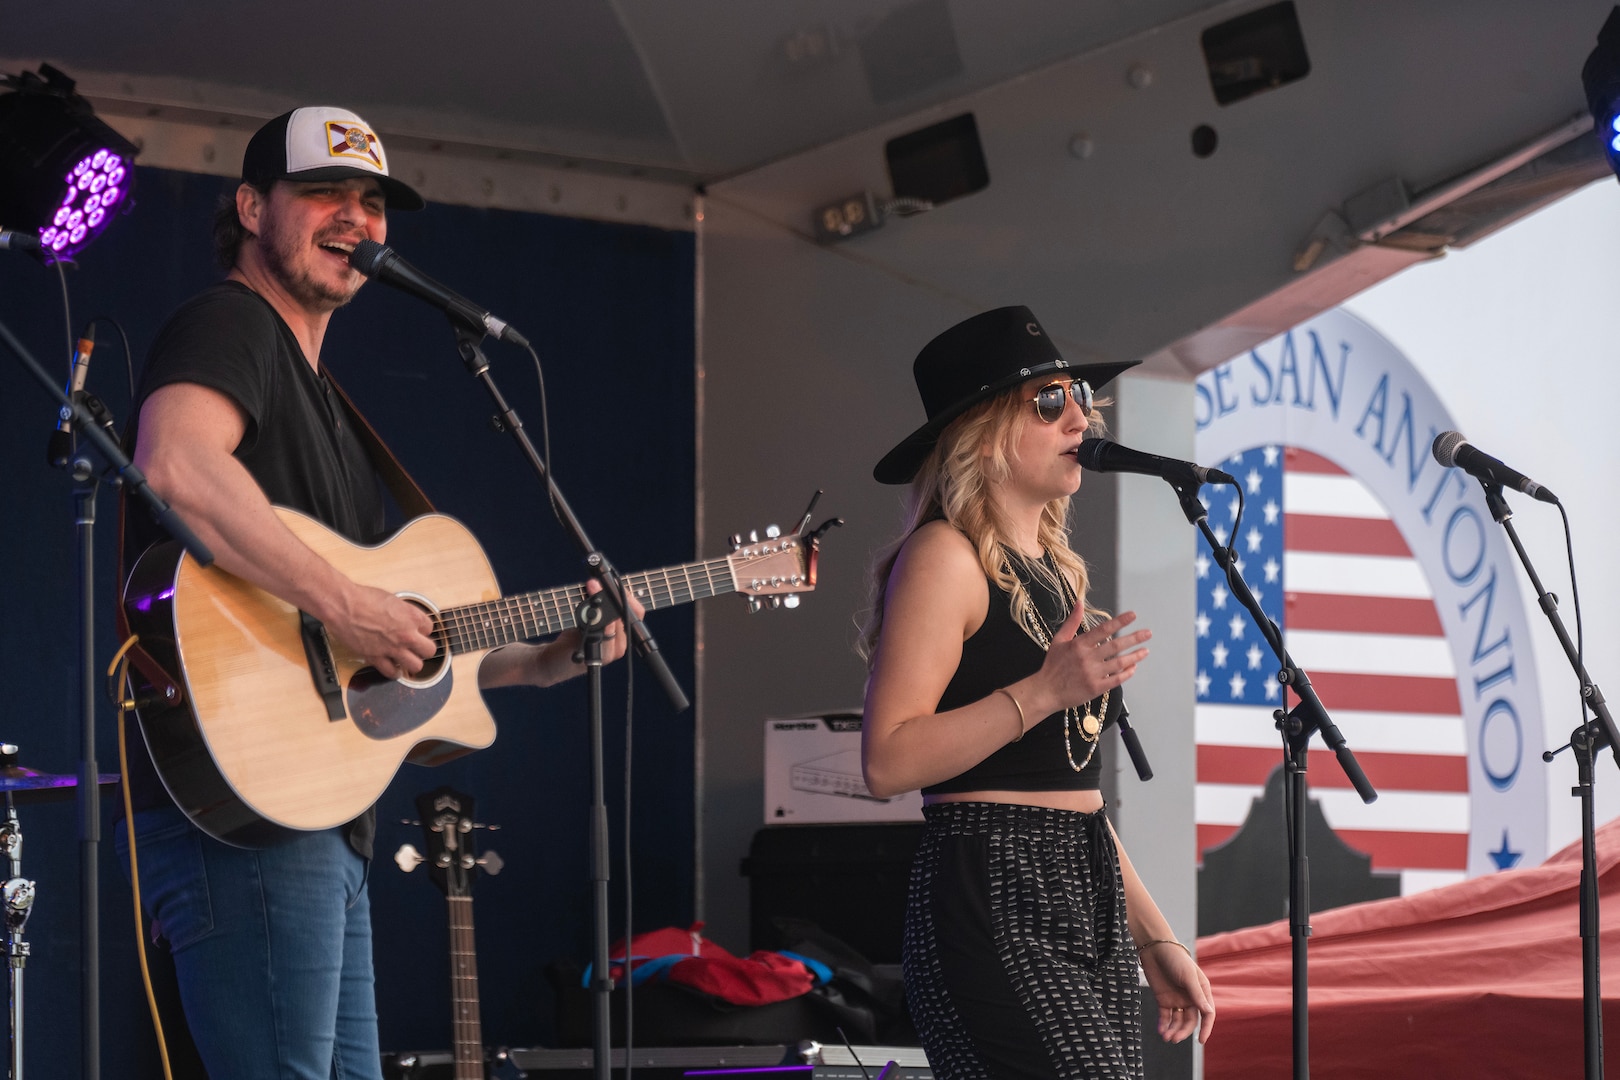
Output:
[47, 392, 120, 471]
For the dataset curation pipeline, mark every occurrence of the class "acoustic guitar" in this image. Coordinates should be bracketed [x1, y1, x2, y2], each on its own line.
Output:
[122, 505, 833, 846]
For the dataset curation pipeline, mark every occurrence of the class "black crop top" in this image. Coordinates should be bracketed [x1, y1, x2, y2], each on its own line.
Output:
[923, 552, 1123, 795]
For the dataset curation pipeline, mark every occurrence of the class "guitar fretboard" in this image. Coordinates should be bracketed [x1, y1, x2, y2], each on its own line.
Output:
[433, 556, 739, 655]
[448, 894, 482, 1080]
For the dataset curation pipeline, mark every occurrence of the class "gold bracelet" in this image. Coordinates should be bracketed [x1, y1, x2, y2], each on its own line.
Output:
[1136, 938, 1192, 960]
[995, 687, 1026, 742]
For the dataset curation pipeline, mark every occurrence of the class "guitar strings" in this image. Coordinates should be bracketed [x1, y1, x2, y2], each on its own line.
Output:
[423, 555, 748, 657]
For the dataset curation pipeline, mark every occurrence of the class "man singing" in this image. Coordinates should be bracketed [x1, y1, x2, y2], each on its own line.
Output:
[122, 106, 630, 1079]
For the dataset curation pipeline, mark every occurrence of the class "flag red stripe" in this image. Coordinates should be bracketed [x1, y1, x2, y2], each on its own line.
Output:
[1197, 744, 1468, 791]
[1197, 823, 1467, 870]
[1285, 592, 1444, 635]
[1302, 670, 1461, 713]
[1333, 828, 1468, 871]
[1285, 513, 1411, 557]
[1284, 448, 1347, 474]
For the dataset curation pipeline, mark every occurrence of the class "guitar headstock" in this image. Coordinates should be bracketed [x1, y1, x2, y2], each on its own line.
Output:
[396, 786, 503, 898]
[725, 493, 843, 612]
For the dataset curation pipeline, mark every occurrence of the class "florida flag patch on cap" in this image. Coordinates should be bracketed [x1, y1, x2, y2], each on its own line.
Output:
[282, 106, 390, 179]
[326, 121, 382, 167]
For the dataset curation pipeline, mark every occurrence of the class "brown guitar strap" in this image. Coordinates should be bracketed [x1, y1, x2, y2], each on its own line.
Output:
[115, 490, 184, 706]
[114, 371, 436, 702]
[321, 369, 437, 518]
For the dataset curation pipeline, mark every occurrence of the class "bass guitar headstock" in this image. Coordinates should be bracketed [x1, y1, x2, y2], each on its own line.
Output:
[395, 785, 504, 897]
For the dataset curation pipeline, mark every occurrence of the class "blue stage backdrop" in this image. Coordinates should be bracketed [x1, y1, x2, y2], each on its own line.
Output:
[0, 164, 696, 1075]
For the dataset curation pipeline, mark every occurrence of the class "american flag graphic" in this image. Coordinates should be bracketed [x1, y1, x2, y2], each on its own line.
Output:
[1194, 444, 1469, 894]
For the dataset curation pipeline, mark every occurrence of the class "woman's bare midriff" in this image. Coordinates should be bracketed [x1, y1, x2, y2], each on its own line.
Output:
[924, 788, 1106, 813]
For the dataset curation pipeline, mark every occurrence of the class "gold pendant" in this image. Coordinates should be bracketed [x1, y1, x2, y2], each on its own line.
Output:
[1080, 711, 1102, 738]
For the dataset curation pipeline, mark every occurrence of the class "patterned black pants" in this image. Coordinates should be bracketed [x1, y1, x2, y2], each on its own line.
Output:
[902, 802, 1142, 1079]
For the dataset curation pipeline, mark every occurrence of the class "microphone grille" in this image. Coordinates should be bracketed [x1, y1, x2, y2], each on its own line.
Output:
[1432, 430, 1467, 467]
[1073, 439, 1111, 470]
[348, 238, 388, 276]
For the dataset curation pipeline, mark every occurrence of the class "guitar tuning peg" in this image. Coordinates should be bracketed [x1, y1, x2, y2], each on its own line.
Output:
[783, 595, 800, 609]
[765, 524, 781, 539]
[748, 530, 760, 543]
[729, 533, 742, 552]
[479, 850, 505, 876]
[769, 596, 783, 609]
[747, 598, 763, 614]
[394, 844, 424, 873]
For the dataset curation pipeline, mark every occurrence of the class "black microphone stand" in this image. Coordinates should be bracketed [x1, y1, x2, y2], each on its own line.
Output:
[0, 316, 211, 1080]
[1163, 474, 1376, 1080]
[448, 325, 688, 1080]
[1477, 482, 1616, 1080]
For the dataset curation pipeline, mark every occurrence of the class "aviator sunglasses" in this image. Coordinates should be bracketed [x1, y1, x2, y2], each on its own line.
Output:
[1029, 379, 1094, 424]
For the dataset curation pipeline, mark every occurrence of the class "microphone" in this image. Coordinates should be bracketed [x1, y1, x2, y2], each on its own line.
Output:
[47, 324, 96, 467]
[0, 228, 43, 258]
[347, 239, 529, 347]
[1431, 431, 1558, 504]
[1073, 438, 1235, 487]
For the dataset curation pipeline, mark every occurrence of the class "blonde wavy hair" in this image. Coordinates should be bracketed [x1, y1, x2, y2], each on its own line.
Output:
[857, 384, 1109, 665]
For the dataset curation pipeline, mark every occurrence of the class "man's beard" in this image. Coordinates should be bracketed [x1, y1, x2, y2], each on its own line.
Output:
[258, 217, 361, 311]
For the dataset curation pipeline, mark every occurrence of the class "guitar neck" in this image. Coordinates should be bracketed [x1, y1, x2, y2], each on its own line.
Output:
[436, 556, 737, 656]
[448, 894, 484, 1080]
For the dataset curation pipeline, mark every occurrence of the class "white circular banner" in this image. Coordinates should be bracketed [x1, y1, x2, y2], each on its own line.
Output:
[1193, 308, 1545, 884]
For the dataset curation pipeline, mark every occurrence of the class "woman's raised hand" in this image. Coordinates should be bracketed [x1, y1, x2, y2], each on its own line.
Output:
[1037, 607, 1151, 712]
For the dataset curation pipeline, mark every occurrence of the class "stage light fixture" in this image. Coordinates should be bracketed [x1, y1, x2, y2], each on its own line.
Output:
[1582, 7, 1620, 179]
[0, 64, 138, 259]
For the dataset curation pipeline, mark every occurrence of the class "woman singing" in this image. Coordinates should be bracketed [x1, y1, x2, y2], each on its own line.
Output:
[860, 307, 1215, 1078]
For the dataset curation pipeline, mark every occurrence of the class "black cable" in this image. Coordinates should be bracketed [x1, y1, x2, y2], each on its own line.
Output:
[54, 258, 73, 374]
[83, 315, 137, 409]
[521, 340, 560, 528]
[519, 332, 638, 1079]
[1558, 501, 1586, 729]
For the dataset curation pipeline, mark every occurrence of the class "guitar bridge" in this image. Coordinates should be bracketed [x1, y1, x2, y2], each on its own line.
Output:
[299, 612, 347, 721]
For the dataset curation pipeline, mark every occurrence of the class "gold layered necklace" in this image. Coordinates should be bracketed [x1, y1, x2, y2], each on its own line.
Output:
[1009, 554, 1109, 772]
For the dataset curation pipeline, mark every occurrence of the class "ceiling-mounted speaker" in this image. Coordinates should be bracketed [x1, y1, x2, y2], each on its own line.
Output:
[1201, 2, 1311, 107]
[884, 112, 988, 208]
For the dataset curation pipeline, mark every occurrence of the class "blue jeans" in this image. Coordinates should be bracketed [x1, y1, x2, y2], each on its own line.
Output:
[117, 805, 383, 1080]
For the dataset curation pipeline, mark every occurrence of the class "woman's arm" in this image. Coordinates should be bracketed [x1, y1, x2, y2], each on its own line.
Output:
[861, 522, 1150, 797]
[1110, 820, 1216, 1045]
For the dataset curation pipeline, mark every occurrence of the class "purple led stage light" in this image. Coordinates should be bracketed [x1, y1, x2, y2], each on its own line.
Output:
[42, 146, 131, 256]
[0, 64, 138, 260]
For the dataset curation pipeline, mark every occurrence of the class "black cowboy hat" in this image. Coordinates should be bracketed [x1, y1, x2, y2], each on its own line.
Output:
[873, 306, 1140, 484]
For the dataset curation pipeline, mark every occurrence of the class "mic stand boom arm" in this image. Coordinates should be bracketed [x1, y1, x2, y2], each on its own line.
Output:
[1165, 475, 1376, 1080]
[0, 315, 214, 1080]
[451, 326, 687, 712]
[1476, 480, 1613, 1080]
[450, 326, 689, 1080]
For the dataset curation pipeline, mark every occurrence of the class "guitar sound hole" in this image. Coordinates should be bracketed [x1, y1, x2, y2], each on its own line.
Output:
[398, 594, 448, 688]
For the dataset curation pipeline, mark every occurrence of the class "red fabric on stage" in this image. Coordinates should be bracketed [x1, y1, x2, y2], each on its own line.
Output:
[1198, 817, 1620, 1078]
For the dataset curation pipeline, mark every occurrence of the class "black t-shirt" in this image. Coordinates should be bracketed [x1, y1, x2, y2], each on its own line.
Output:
[924, 551, 1122, 795]
[123, 280, 387, 857]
